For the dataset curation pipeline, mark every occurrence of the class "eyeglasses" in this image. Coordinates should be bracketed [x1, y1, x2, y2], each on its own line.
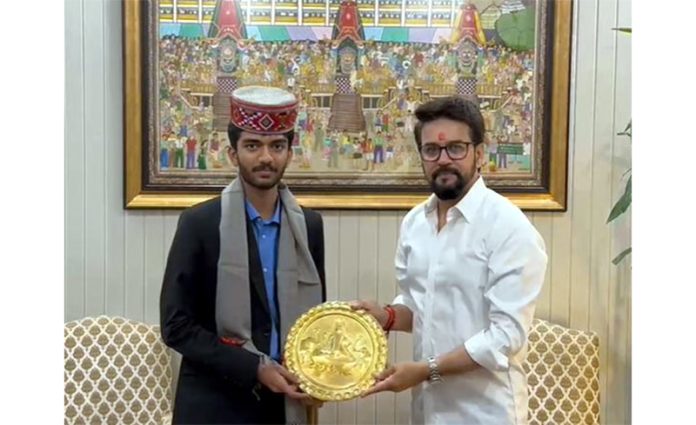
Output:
[419, 141, 473, 162]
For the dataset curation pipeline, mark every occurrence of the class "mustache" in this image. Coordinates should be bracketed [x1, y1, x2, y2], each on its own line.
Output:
[433, 167, 462, 178]
[252, 165, 277, 172]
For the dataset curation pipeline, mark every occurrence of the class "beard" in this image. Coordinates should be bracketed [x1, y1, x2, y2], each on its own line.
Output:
[238, 162, 287, 190]
[429, 167, 469, 201]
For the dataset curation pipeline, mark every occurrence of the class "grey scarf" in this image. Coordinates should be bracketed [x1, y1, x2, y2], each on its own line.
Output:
[216, 177, 322, 425]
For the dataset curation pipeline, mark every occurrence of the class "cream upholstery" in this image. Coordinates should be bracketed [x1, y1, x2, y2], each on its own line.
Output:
[525, 319, 600, 425]
[64, 316, 173, 425]
[64, 316, 598, 425]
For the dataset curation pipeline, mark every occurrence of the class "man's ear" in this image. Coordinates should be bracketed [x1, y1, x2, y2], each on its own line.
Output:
[226, 146, 238, 167]
[475, 143, 486, 170]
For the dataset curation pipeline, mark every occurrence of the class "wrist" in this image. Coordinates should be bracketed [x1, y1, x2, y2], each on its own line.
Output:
[417, 361, 430, 383]
[257, 354, 271, 374]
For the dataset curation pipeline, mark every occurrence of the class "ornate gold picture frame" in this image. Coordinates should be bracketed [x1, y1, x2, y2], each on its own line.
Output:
[124, 0, 571, 210]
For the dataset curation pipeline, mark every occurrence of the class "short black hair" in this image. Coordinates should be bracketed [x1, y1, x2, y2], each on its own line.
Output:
[226, 122, 295, 150]
[413, 96, 485, 148]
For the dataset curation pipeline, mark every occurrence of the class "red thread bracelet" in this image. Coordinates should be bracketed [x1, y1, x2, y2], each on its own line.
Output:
[219, 336, 245, 347]
[383, 305, 396, 331]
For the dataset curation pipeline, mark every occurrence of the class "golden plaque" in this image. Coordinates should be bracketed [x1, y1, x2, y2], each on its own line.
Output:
[284, 301, 388, 401]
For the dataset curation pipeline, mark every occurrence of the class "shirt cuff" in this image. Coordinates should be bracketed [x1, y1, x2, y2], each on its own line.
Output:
[464, 330, 510, 372]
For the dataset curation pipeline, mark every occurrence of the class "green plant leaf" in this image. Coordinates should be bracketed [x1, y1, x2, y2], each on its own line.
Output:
[612, 247, 632, 265]
[617, 120, 632, 138]
[607, 176, 632, 223]
[612, 27, 632, 34]
[496, 8, 536, 51]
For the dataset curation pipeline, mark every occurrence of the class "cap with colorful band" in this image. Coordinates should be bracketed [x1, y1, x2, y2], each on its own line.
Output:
[229, 86, 299, 135]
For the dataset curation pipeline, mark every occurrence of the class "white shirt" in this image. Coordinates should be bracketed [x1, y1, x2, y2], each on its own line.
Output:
[393, 177, 547, 425]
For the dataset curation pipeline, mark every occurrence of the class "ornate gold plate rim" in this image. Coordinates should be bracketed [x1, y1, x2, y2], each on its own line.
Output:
[284, 301, 388, 401]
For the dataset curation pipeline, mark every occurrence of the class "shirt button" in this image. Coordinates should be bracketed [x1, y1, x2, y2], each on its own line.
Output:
[263, 268, 268, 273]
[262, 234, 267, 239]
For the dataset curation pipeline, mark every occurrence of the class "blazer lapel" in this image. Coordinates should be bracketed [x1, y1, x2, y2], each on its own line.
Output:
[245, 219, 270, 315]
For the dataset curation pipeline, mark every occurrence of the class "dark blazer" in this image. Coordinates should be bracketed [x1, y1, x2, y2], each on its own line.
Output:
[160, 197, 326, 425]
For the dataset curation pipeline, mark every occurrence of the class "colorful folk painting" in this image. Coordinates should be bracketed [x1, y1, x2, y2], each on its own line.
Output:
[149, 0, 549, 194]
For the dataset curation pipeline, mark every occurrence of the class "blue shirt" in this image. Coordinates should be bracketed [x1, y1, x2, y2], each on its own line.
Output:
[245, 200, 282, 361]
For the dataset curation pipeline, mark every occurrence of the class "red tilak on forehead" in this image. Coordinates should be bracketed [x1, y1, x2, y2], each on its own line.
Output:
[437, 132, 447, 141]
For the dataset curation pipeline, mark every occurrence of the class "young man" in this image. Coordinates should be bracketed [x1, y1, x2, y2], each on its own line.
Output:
[160, 86, 326, 425]
[354, 96, 547, 425]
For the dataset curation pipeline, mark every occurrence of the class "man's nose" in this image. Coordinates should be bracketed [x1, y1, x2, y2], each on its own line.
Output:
[259, 146, 273, 162]
[437, 148, 452, 166]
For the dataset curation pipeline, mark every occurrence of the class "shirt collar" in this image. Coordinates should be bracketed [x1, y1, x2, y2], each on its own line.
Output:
[424, 193, 438, 215]
[423, 176, 487, 223]
[245, 199, 281, 224]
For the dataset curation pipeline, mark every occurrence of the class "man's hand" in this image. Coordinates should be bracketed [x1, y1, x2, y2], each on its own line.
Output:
[257, 359, 299, 394]
[349, 300, 388, 328]
[361, 361, 429, 397]
[257, 360, 324, 407]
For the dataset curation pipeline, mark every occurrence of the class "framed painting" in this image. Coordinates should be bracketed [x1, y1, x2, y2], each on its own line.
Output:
[124, 0, 571, 210]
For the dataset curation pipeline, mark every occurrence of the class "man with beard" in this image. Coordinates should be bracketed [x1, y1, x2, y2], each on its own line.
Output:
[352, 96, 547, 425]
[160, 86, 325, 424]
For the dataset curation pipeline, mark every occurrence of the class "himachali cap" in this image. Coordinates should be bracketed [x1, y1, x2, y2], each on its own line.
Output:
[229, 86, 299, 135]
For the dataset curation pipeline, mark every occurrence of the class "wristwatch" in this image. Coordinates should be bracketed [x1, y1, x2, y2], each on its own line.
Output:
[426, 356, 443, 384]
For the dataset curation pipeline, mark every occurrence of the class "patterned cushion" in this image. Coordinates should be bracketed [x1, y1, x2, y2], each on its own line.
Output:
[525, 319, 600, 425]
[64, 316, 173, 425]
[64, 316, 599, 425]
